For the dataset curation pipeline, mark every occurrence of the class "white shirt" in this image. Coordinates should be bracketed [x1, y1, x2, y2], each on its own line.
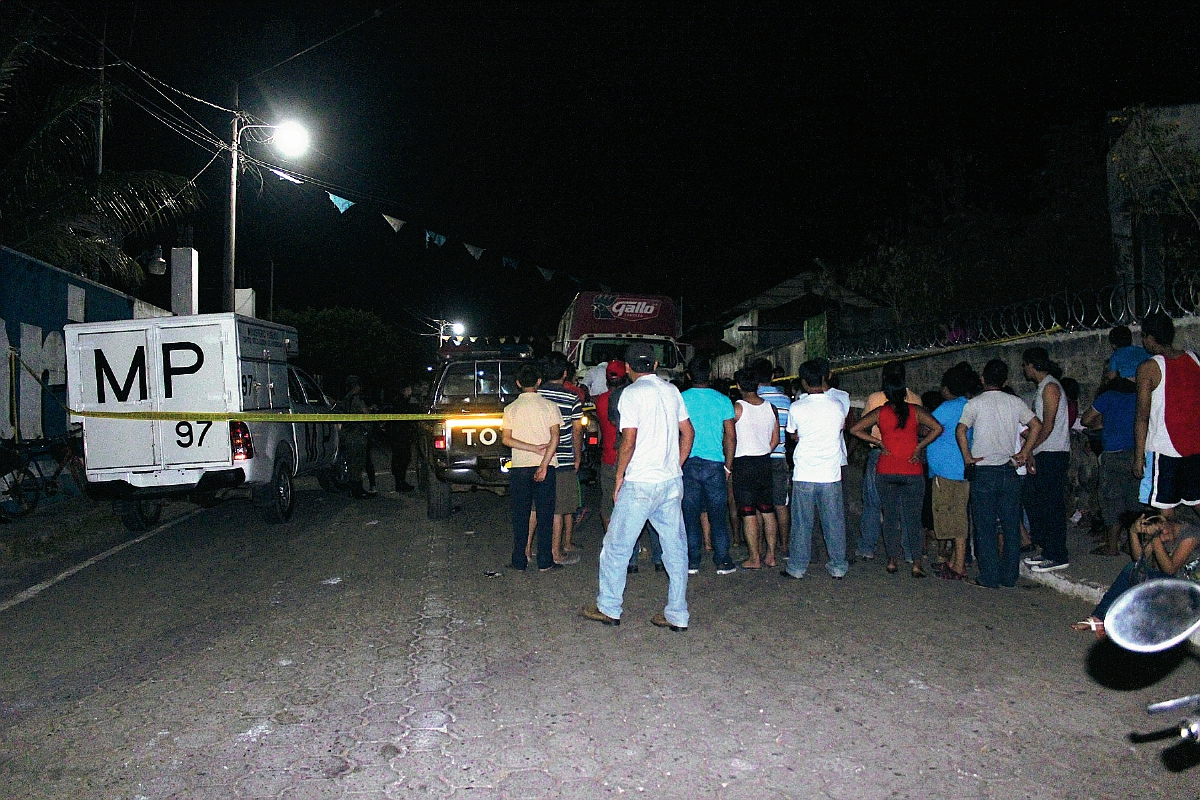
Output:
[827, 387, 851, 466]
[734, 399, 777, 457]
[786, 392, 846, 483]
[958, 390, 1036, 467]
[582, 363, 609, 397]
[618, 373, 690, 483]
[1032, 375, 1070, 454]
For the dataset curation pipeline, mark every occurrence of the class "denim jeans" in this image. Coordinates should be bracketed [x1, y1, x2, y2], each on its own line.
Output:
[628, 523, 662, 567]
[856, 449, 883, 556]
[877, 473, 925, 563]
[971, 465, 1023, 587]
[682, 457, 733, 568]
[598, 477, 689, 627]
[1093, 562, 1166, 620]
[510, 466, 557, 570]
[1023, 450, 1069, 563]
[786, 480, 848, 577]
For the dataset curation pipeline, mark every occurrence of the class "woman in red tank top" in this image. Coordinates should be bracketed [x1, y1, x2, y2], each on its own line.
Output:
[851, 379, 942, 577]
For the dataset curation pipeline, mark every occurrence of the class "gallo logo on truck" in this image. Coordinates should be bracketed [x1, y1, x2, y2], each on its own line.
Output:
[592, 294, 662, 322]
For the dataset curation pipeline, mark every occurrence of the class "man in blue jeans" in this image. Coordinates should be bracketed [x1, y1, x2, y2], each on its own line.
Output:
[956, 359, 1041, 588]
[581, 343, 695, 631]
[502, 363, 562, 572]
[680, 359, 737, 575]
[782, 360, 850, 579]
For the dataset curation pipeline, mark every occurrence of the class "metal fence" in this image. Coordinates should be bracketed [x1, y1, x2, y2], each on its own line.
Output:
[830, 271, 1200, 361]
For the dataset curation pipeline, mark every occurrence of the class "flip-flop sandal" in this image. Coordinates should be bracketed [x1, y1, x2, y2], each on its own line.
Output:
[1072, 618, 1104, 632]
[740, 561, 762, 570]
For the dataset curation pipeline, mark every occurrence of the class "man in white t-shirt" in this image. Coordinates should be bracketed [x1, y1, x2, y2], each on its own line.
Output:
[781, 359, 850, 579]
[956, 359, 1041, 589]
[581, 343, 695, 631]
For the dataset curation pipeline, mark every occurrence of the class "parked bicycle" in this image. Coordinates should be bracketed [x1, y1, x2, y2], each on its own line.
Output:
[0, 431, 88, 520]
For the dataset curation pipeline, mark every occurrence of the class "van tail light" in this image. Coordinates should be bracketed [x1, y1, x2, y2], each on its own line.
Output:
[588, 433, 598, 446]
[433, 433, 447, 450]
[230, 421, 254, 460]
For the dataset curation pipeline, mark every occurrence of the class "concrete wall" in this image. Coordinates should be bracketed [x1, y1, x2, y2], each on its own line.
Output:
[1, 247, 167, 441]
[835, 317, 1200, 406]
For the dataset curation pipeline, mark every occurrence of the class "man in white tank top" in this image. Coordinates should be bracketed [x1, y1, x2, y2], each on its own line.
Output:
[732, 368, 780, 569]
[1020, 347, 1071, 573]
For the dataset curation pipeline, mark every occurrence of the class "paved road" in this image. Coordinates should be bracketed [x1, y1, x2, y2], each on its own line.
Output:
[2, 484, 1198, 799]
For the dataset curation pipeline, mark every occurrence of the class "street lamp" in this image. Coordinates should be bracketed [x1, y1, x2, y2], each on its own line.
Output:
[224, 116, 310, 313]
[438, 320, 466, 344]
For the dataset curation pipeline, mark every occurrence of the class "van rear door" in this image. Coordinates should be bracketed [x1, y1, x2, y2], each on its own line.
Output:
[75, 326, 158, 470]
[158, 322, 232, 467]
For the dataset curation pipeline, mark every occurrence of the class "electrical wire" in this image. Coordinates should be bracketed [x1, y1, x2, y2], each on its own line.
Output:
[242, 2, 402, 82]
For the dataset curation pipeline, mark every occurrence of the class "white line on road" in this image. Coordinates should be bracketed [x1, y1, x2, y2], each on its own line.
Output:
[0, 508, 205, 613]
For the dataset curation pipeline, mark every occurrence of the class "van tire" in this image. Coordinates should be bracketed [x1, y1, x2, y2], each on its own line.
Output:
[425, 461, 450, 520]
[259, 458, 295, 524]
[114, 499, 163, 532]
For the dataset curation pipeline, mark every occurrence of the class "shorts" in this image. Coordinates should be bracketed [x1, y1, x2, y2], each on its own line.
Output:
[1145, 452, 1200, 509]
[770, 457, 791, 506]
[599, 462, 617, 519]
[732, 455, 774, 515]
[1098, 450, 1138, 524]
[931, 476, 969, 539]
[553, 466, 581, 514]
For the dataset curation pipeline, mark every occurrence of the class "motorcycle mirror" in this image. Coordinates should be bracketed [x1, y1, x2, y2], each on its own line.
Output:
[1106, 578, 1200, 653]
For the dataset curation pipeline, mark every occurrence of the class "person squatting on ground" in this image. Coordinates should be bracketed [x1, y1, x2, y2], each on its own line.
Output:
[1133, 312, 1200, 513]
[782, 359, 851, 580]
[534, 353, 584, 565]
[1073, 512, 1200, 639]
[856, 360, 923, 562]
[1020, 347, 1072, 573]
[926, 365, 974, 580]
[502, 364, 562, 572]
[754, 359, 793, 556]
[956, 359, 1041, 588]
[581, 342, 695, 631]
[850, 371, 943, 578]
[680, 358, 737, 575]
[731, 368, 781, 569]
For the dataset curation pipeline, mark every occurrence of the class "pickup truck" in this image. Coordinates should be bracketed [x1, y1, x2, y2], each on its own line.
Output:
[415, 344, 535, 519]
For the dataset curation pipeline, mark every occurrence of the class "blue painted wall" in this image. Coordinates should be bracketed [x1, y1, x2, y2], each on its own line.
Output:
[1, 246, 150, 441]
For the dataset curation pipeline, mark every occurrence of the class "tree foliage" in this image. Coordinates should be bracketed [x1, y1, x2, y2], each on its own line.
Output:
[274, 306, 421, 399]
[0, 23, 201, 289]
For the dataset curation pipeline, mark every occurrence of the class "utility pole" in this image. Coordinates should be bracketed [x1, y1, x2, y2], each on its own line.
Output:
[95, 22, 105, 176]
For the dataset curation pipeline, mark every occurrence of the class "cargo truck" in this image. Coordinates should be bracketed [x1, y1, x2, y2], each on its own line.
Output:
[553, 292, 691, 383]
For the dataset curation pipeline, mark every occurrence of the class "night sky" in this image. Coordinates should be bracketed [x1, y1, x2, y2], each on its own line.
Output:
[18, 2, 1200, 335]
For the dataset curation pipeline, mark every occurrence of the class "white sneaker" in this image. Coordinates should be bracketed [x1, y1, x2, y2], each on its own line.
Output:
[715, 564, 738, 575]
[687, 568, 700, 576]
[1022, 555, 1046, 566]
[1030, 560, 1070, 573]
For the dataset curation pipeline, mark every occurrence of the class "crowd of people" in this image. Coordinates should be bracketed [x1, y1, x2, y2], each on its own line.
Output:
[559, 313, 1200, 633]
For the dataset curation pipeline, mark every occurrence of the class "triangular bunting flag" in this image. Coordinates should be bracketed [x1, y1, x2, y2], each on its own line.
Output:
[464, 243, 484, 260]
[538, 267, 554, 282]
[269, 168, 302, 184]
[503, 256, 519, 270]
[425, 230, 447, 248]
[328, 193, 355, 213]
[382, 214, 405, 232]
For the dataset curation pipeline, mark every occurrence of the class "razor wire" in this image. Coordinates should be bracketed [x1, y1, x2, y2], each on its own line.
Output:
[829, 271, 1200, 361]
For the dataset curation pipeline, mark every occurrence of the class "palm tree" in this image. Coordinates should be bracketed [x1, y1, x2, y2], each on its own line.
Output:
[0, 26, 201, 290]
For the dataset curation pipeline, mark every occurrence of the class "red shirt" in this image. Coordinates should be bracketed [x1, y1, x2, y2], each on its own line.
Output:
[877, 403, 923, 476]
[596, 390, 619, 465]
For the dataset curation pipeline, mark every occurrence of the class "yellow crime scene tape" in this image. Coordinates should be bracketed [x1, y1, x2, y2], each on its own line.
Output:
[10, 326, 1051, 427]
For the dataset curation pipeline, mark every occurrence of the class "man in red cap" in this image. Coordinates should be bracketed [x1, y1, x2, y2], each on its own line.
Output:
[594, 359, 630, 532]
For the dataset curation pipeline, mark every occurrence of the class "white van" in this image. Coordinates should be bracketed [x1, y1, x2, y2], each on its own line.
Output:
[64, 313, 344, 530]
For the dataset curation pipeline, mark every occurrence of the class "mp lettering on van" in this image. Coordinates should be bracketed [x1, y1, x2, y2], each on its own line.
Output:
[93, 341, 206, 403]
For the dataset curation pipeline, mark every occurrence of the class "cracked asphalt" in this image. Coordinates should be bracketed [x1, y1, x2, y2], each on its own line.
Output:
[2, 481, 1199, 799]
